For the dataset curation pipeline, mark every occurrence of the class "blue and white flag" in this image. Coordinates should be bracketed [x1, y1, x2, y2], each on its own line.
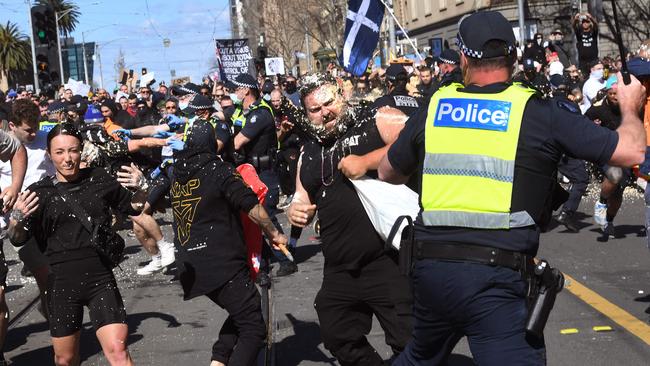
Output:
[339, 0, 385, 76]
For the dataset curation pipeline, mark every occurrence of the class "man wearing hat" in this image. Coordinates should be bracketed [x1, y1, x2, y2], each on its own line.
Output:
[435, 49, 463, 88]
[378, 10, 647, 364]
[39, 101, 68, 132]
[228, 73, 297, 277]
[372, 64, 420, 116]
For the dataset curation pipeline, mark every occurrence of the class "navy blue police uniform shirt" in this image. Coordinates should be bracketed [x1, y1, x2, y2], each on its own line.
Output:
[239, 100, 277, 157]
[387, 82, 618, 255]
[372, 90, 420, 116]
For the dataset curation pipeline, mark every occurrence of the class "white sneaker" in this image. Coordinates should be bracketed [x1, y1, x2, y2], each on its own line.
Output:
[158, 241, 176, 267]
[137, 255, 163, 275]
[593, 201, 608, 227]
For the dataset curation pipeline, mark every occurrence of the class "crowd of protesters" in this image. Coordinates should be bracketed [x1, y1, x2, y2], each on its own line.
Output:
[0, 9, 648, 366]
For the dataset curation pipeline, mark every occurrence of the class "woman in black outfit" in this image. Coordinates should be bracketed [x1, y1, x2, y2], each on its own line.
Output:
[140, 120, 287, 366]
[8, 123, 147, 366]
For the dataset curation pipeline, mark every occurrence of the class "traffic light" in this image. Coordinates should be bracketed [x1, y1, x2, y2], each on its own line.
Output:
[31, 5, 60, 88]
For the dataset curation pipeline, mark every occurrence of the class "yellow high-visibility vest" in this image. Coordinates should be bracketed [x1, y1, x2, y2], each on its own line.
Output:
[421, 83, 536, 229]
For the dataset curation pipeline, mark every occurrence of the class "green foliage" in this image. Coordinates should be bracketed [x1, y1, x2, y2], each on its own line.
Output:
[0, 22, 31, 73]
[36, 0, 80, 37]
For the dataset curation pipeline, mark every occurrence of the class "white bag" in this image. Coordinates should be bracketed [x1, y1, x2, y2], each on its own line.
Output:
[351, 176, 420, 250]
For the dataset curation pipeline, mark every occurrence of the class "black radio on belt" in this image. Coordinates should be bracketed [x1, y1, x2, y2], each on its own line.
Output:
[525, 259, 564, 338]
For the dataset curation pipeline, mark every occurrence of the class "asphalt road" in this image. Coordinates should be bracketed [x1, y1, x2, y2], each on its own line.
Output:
[3, 188, 650, 365]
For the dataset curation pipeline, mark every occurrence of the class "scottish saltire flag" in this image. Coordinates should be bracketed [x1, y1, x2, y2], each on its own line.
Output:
[340, 0, 385, 76]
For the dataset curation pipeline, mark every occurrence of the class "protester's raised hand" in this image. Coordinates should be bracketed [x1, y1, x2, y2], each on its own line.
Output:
[616, 72, 646, 115]
[10, 190, 39, 221]
[117, 163, 146, 189]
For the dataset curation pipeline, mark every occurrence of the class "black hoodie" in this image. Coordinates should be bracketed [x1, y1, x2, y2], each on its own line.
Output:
[171, 120, 259, 299]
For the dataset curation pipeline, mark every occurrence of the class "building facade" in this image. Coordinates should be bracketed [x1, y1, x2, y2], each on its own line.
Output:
[61, 38, 95, 85]
[394, 0, 647, 63]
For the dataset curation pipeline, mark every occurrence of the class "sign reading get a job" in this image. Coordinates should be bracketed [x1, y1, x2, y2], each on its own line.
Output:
[264, 57, 285, 76]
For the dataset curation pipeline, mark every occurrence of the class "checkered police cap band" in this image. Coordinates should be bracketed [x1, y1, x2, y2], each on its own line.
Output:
[179, 86, 198, 95]
[48, 105, 66, 114]
[456, 34, 514, 59]
[231, 79, 257, 89]
[439, 56, 458, 65]
[187, 101, 211, 110]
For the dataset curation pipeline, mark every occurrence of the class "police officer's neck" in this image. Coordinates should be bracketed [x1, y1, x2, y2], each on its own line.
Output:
[243, 95, 257, 110]
[466, 67, 511, 87]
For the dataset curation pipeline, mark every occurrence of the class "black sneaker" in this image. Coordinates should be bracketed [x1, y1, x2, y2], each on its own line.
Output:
[604, 222, 617, 238]
[556, 211, 579, 233]
[275, 262, 298, 277]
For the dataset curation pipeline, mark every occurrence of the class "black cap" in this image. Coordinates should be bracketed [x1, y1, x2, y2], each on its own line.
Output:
[261, 79, 274, 94]
[385, 64, 407, 81]
[47, 101, 67, 114]
[549, 74, 566, 88]
[183, 94, 214, 115]
[456, 11, 516, 59]
[435, 49, 460, 65]
[171, 82, 200, 96]
[225, 73, 259, 90]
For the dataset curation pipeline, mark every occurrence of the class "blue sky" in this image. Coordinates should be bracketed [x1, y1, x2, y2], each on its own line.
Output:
[1, 0, 232, 90]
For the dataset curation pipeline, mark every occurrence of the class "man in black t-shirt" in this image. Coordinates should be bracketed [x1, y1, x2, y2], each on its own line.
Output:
[573, 12, 599, 76]
[287, 73, 412, 365]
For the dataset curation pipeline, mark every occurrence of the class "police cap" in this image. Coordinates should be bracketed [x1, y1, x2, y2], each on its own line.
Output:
[225, 73, 259, 91]
[385, 64, 407, 81]
[435, 49, 460, 65]
[456, 11, 516, 59]
[184, 94, 214, 115]
[47, 100, 67, 114]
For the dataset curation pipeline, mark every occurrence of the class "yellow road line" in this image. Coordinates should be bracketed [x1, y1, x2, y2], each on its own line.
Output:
[564, 274, 650, 345]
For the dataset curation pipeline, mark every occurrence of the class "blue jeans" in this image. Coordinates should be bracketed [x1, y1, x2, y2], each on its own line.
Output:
[393, 260, 546, 366]
[258, 169, 290, 263]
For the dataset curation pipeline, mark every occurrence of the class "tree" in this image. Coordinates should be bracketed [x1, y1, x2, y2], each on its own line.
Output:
[36, 0, 80, 37]
[0, 22, 31, 91]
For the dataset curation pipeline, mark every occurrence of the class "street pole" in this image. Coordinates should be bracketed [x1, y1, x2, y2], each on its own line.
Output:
[517, 0, 526, 49]
[82, 32, 89, 84]
[305, 33, 312, 72]
[96, 43, 104, 89]
[387, 0, 396, 60]
[55, 11, 65, 85]
[26, 0, 39, 93]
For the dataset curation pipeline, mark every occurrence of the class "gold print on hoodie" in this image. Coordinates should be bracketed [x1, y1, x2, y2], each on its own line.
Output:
[171, 179, 201, 246]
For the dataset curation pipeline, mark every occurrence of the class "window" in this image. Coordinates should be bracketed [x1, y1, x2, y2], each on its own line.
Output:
[409, 0, 418, 21]
[439, 0, 447, 11]
[424, 0, 432, 14]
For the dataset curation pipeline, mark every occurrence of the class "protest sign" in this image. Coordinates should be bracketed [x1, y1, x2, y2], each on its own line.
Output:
[264, 57, 285, 75]
[215, 39, 255, 81]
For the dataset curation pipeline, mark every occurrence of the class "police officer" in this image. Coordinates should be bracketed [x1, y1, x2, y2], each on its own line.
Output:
[372, 64, 420, 116]
[38, 101, 67, 132]
[377, 11, 647, 365]
[229, 73, 296, 276]
[434, 49, 463, 88]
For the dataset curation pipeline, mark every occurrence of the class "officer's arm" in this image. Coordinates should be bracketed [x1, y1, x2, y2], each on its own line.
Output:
[378, 155, 409, 184]
[609, 73, 646, 167]
[216, 139, 224, 152]
[234, 133, 250, 150]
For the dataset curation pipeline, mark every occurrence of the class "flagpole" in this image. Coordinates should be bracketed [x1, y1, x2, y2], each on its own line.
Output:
[377, 0, 424, 61]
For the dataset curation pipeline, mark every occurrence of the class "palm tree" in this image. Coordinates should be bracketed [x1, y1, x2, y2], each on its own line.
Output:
[0, 22, 31, 91]
[36, 0, 80, 37]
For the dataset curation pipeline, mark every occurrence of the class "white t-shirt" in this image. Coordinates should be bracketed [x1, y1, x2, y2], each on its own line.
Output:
[582, 76, 606, 110]
[0, 130, 55, 228]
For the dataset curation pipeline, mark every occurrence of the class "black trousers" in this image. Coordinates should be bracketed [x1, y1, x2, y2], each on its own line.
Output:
[314, 254, 412, 366]
[205, 270, 266, 366]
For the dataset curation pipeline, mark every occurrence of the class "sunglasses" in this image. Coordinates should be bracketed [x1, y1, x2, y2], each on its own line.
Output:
[140, 90, 151, 94]
[165, 106, 177, 110]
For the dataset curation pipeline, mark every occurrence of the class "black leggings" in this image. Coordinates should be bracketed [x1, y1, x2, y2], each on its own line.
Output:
[47, 255, 126, 337]
[206, 269, 266, 366]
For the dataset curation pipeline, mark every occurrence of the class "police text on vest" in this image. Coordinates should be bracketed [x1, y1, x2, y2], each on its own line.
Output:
[434, 98, 511, 132]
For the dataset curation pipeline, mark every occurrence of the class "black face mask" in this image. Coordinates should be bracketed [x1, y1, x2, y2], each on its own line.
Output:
[285, 82, 297, 93]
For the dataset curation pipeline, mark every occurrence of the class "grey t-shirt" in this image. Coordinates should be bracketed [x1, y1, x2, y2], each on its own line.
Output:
[0, 131, 20, 162]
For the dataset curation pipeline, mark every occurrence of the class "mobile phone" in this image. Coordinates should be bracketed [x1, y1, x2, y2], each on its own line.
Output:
[129, 69, 134, 79]
[142, 68, 148, 76]
[120, 71, 128, 85]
